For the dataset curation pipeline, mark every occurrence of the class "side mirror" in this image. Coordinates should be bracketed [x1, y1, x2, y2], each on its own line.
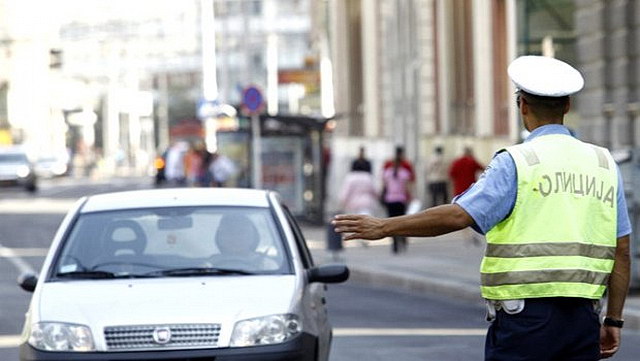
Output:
[18, 272, 38, 293]
[308, 264, 349, 284]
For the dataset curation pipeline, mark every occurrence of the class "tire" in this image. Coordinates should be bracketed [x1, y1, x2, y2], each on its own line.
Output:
[25, 182, 37, 193]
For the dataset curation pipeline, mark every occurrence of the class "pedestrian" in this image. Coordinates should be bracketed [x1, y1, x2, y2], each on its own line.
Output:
[449, 146, 484, 197]
[333, 55, 631, 360]
[381, 146, 413, 254]
[164, 140, 188, 186]
[383, 145, 415, 183]
[208, 151, 237, 187]
[339, 160, 378, 248]
[351, 146, 372, 173]
[426, 146, 448, 206]
[198, 144, 213, 187]
[184, 142, 204, 187]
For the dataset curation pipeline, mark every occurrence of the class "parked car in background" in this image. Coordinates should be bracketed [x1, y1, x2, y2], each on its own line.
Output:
[0, 146, 37, 192]
[34, 155, 70, 179]
[18, 188, 349, 361]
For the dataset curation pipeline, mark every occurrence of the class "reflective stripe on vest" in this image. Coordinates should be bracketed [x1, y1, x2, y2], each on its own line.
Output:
[481, 134, 618, 300]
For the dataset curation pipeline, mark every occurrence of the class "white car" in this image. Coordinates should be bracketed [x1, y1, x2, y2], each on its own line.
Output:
[0, 146, 37, 192]
[18, 188, 349, 361]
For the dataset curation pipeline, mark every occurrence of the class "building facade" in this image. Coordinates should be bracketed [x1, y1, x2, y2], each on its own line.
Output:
[575, 0, 640, 149]
[327, 0, 518, 210]
[0, 0, 64, 155]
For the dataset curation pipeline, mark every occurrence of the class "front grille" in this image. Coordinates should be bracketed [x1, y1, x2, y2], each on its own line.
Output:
[104, 324, 221, 351]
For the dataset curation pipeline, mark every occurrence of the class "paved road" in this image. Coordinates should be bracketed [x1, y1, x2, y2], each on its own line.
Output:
[327, 283, 486, 360]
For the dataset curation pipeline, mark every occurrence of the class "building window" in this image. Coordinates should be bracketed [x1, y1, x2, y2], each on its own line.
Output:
[0, 83, 8, 128]
[251, 0, 262, 16]
[450, 0, 474, 135]
[492, 0, 509, 136]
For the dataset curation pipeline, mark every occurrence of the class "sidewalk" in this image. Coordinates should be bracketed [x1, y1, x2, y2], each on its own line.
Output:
[301, 224, 640, 331]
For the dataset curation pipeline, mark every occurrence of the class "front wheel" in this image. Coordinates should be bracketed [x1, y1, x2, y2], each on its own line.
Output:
[25, 182, 37, 193]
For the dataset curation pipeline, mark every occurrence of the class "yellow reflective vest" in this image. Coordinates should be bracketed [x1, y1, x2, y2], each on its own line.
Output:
[481, 134, 618, 300]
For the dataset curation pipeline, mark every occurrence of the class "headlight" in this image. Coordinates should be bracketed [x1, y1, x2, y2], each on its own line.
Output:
[28, 322, 94, 352]
[52, 164, 67, 175]
[230, 314, 301, 347]
[16, 165, 31, 178]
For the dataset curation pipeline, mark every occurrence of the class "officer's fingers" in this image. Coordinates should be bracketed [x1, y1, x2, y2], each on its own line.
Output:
[333, 214, 364, 222]
[600, 346, 619, 359]
[334, 225, 361, 234]
[333, 220, 363, 232]
[343, 233, 362, 241]
[333, 219, 361, 226]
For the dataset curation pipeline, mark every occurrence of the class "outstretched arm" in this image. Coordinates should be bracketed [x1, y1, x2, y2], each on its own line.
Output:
[600, 234, 631, 359]
[333, 204, 475, 241]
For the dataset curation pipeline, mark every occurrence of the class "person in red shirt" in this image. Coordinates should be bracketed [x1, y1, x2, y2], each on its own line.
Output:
[449, 147, 484, 196]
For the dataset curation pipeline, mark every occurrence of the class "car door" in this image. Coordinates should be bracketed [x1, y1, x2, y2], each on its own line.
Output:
[282, 205, 330, 361]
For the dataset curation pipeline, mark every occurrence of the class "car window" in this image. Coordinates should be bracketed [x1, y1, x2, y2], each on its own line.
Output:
[0, 153, 28, 163]
[282, 205, 314, 268]
[52, 206, 292, 278]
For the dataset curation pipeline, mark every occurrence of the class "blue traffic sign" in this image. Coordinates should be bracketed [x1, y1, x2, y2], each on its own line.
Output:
[242, 86, 264, 115]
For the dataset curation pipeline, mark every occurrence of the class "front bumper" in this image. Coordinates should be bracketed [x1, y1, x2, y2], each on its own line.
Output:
[0, 175, 35, 187]
[20, 332, 317, 361]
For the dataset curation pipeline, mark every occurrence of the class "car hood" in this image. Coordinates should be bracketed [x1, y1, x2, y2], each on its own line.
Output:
[36, 275, 298, 328]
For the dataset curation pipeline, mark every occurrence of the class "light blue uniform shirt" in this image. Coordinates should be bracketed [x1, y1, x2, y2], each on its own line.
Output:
[455, 124, 632, 238]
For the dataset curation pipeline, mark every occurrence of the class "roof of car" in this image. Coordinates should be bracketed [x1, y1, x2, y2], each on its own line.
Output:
[80, 188, 273, 213]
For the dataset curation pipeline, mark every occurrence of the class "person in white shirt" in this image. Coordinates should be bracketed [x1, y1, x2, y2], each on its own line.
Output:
[426, 146, 448, 206]
[164, 141, 189, 185]
[208, 152, 237, 187]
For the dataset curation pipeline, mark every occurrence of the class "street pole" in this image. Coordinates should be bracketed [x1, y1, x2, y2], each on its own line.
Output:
[251, 114, 262, 189]
[201, 0, 219, 153]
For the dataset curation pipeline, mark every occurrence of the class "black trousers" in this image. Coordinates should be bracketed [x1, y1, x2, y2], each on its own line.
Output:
[485, 298, 600, 361]
[385, 202, 407, 253]
[428, 181, 448, 206]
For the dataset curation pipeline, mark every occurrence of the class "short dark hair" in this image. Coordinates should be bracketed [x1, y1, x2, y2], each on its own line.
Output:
[519, 91, 570, 119]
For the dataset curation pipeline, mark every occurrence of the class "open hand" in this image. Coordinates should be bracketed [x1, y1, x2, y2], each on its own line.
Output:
[332, 214, 386, 241]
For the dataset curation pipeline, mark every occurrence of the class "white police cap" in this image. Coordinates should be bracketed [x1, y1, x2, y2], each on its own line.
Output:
[508, 55, 584, 97]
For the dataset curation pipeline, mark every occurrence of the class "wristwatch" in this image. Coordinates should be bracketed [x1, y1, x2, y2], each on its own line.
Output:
[603, 317, 624, 328]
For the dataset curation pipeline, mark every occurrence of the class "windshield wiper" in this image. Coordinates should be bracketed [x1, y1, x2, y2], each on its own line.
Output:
[144, 267, 257, 277]
[55, 270, 158, 279]
[55, 270, 119, 279]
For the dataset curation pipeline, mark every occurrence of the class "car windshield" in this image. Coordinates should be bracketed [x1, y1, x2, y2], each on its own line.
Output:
[0, 153, 27, 163]
[51, 206, 292, 279]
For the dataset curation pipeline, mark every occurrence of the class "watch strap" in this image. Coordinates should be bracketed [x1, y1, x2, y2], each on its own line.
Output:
[603, 317, 624, 328]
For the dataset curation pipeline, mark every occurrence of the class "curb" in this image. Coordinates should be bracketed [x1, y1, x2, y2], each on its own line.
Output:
[346, 266, 484, 305]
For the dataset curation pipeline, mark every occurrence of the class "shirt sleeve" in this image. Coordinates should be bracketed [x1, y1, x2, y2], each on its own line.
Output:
[616, 165, 632, 238]
[453, 152, 517, 234]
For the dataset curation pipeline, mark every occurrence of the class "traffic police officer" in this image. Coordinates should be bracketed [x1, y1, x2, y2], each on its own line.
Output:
[333, 55, 632, 361]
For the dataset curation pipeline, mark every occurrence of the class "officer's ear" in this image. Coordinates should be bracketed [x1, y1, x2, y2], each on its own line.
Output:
[519, 96, 529, 115]
[563, 98, 571, 115]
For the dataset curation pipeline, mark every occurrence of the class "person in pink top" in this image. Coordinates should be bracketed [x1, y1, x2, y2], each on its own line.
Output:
[382, 147, 413, 253]
[339, 161, 378, 248]
[339, 163, 378, 215]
